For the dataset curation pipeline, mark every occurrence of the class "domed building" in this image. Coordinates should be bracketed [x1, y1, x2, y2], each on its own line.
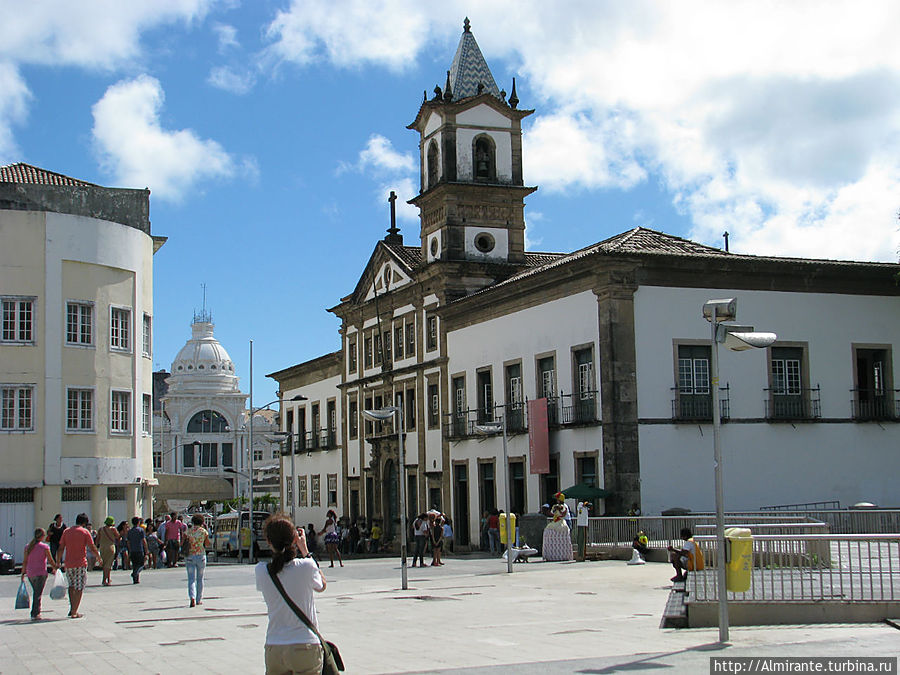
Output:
[153, 311, 278, 506]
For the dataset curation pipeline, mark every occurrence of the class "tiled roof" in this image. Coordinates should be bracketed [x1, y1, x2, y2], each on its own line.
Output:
[389, 243, 423, 270]
[0, 162, 98, 187]
[448, 19, 501, 101]
[458, 226, 896, 303]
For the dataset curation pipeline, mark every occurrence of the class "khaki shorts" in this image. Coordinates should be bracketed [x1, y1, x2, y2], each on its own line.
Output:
[66, 566, 88, 590]
[264, 643, 322, 675]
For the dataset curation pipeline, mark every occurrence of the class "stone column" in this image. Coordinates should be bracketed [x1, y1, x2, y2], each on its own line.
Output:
[595, 267, 640, 516]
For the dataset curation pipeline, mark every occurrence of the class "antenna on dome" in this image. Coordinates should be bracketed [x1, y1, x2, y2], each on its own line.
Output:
[193, 283, 213, 324]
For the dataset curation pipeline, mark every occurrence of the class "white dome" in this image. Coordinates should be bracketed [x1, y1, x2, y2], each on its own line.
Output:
[166, 321, 240, 394]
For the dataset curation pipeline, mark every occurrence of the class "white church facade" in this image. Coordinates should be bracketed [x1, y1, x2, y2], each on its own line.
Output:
[268, 21, 900, 548]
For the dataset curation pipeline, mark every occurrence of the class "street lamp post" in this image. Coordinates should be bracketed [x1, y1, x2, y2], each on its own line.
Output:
[224, 467, 251, 565]
[475, 416, 513, 574]
[703, 298, 776, 644]
[363, 405, 408, 590]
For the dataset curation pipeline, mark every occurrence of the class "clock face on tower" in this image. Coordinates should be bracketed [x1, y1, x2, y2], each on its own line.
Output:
[430, 237, 439, 258]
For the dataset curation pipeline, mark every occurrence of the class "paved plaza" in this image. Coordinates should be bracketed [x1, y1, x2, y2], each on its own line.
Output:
[0, 554, 897, 674]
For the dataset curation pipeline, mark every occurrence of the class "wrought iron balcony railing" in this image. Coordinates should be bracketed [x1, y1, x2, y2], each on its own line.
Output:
[764, 385, 822, 420]
[851, 389, 899, 421]
[671, 385, 730, 422]
[442, 394, 600, 440]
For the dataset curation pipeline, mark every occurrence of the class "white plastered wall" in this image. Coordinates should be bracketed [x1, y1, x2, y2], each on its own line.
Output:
[446, 290, 602, 536]
[633, 285, 900, 514]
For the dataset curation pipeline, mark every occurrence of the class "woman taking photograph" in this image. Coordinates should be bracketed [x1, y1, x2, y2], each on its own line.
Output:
[97, 517, 119, 586]
[256, 514, 327, 675]
[184, 514, 211, 607]
[317, 510, 343, 568]
[21, 528, 57, 620]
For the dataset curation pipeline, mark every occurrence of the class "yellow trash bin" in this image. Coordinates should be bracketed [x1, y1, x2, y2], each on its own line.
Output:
[499, 513, 517, 545]
[724, 527, 752, 592]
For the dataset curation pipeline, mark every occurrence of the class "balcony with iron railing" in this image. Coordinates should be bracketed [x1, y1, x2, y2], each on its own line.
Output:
[671, 385, 730, 422]
[443, 393, 600, 440]
[292, 428, 339, 452]
[547, 391, 599, 426]
[764, 385, 821, 421]
[851, 388, 899, 421]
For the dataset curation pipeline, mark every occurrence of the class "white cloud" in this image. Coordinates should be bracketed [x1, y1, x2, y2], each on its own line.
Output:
[358, 134, 415, 174]
[212, 22, 240, 52]
[524, 111, 646, 192]
[0, 1, 214, 69]
[91, 75, 240, 201]
[0, 62, 31, 163]
[264, 0, 435, 71]
[207, 65, 255, 94]
[339, 134, 418, 221]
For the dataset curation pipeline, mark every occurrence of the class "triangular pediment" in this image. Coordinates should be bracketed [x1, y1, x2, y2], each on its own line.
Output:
[345, 241, 419, 306]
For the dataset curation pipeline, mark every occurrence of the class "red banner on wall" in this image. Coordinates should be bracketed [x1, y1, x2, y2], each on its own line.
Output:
[528, 398, 549, 474]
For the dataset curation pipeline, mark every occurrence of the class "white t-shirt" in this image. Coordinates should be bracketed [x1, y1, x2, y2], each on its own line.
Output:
[255, 558, 324, 645]
[413, 518, 429, 536]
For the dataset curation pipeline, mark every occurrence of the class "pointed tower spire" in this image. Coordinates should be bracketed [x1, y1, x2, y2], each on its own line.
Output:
[448, 18, 501, 100]
[443, 70, 453, 101]
[509, 77, 519, 109]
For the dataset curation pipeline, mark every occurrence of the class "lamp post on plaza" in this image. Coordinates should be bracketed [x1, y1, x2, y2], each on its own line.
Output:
[224, 467, 251, 565]
[702, 298, 776, 643]
[362, 405, 408, 590]
[474, 416, 513, 575]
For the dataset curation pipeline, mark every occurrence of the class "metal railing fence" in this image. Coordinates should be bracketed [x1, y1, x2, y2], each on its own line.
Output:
[689, 534, 900, 603]
[701, 510, 900, 535]
[580, 515, 810, 549]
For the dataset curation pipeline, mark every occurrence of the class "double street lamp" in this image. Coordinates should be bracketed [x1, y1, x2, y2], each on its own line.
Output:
[474, 416, 514, 574]
[363, 405, 408, 590]
[703, 297, 776, 643]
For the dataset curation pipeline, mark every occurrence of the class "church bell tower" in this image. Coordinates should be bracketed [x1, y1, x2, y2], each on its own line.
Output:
[408, 18, 536, 266]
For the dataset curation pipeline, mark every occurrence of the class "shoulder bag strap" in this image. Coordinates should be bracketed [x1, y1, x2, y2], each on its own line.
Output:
[267, 563, 329, 646]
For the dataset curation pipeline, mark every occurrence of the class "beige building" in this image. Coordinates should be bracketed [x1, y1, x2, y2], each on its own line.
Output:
[0, 163, 165, 557]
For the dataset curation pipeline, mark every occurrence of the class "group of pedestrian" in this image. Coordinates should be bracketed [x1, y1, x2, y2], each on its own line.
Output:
[411, 510, 451, 567]
[21, 511, 212, 621]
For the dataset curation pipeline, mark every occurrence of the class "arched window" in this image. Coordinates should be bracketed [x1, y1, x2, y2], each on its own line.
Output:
[427, 140, 440, 188]
[473, 135, 495, 181]
[187, 409, 229, 433]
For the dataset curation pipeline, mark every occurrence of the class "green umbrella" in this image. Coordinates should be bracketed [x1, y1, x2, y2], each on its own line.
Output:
[559, 483, 610, 500]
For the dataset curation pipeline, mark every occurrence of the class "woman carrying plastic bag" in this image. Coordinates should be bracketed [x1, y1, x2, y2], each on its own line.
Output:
[15, 579, 29, 609]
[21, 527, 58, 620]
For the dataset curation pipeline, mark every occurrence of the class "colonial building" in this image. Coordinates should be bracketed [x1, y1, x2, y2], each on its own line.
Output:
[0, 163, 164, 556]
[268, 21, 900, 548]
[154, 313, 279, 508]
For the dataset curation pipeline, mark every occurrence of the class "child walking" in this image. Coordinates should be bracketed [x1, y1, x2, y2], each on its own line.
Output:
[21, 528, 57, 620]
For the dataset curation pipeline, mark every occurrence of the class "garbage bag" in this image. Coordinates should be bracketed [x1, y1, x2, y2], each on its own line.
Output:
[15, 580, 29, 609]
[49, 569, 67, 600]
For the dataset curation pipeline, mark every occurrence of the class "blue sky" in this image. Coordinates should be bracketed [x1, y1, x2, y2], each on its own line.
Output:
[2, 1, 899, 403]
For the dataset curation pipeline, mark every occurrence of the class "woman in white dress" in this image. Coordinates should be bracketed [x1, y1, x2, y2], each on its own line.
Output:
[542, 492, 574, 561]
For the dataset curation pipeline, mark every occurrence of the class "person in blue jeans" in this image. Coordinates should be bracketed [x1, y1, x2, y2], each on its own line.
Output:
[126, 517, 148, 584]
[184, 514, 211, 607]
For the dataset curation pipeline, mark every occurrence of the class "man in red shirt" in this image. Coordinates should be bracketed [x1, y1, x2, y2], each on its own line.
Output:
[56, 513, 102, 618]
[164, 512, 187, 567]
